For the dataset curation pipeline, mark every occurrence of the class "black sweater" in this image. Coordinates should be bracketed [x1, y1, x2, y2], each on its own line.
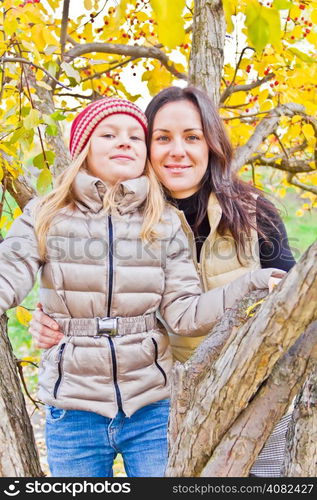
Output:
[171, 192, 296, 272]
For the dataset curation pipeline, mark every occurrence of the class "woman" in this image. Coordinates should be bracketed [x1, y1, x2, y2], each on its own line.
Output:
[29, 87, 293, 476]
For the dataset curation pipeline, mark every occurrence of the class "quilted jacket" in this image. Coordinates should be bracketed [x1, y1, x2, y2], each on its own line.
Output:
[0, 171, 276, 417]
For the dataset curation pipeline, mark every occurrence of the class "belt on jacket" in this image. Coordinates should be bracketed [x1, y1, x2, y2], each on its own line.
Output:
[55, 313, 157, 337]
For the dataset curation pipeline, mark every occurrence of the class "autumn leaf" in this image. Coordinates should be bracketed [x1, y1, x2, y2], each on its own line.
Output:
[16, 306, 32, 327]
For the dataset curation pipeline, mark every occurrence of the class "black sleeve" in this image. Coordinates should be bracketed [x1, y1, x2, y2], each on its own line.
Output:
[256, 198, 296, 271]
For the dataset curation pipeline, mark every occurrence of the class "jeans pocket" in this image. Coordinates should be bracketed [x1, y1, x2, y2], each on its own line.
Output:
[46, 405, 67, 422]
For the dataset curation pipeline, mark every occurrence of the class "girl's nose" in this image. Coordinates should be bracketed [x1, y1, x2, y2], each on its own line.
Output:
[116, 136, 131, 149]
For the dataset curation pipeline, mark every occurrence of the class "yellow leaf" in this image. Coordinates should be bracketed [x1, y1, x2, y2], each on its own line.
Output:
[16, 306, 32, 326]
[260, 100, 273, 112]
[302, 123, 315, 138]
[295, 209, 304, 217]
[0, 164, 3, 182]
[13, 207, 22, 219]
[150, 0, 186, 48]
[84, 0, 93, 9]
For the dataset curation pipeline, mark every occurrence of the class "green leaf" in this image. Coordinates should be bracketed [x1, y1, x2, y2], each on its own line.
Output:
[23, 109, 41, 130]
[273, 0, 292, 9]
[46, 124, 59, 136]
[288, 48, 316, 64]
[37, 168, 53, 194]
[9, 127, 26, 145]
[50, 111, 67, 121]
[262, 7, 281, 49]
[33, 151, 55, 169]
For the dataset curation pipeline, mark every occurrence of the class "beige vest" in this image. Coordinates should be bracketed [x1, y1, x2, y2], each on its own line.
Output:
[169, 193, 261, 362]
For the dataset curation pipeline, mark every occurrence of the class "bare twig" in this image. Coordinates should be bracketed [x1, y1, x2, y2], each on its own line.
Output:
[0, 57, 71, 89]
[220, 73, 275, 104]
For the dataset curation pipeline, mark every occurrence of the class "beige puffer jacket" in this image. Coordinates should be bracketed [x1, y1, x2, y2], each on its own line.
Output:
[0, 172, 277, 417]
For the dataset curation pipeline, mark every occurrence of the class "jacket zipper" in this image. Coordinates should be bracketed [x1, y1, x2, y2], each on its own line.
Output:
[108, 337, 123, 411]
[53, 342, 66, 398]
[106, 214, 123, 411]
[151, 338, 167, 386]
[107, 214, 114, 317]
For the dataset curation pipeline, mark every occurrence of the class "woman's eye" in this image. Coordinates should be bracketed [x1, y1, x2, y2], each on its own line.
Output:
[155, 136, 169, 142]
[186, 135, 200, 141]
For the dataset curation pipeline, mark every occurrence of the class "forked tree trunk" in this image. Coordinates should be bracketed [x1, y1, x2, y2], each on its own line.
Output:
[0, 315, 43, 477]
[282, 360, 317, 477]
[166, 240, 317, 476]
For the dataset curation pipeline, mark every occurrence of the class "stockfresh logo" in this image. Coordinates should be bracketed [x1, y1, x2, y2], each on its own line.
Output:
[4, 481, 20, 496]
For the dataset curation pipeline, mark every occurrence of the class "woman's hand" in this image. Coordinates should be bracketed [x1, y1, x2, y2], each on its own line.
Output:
[268, 270, 286, 293]
[29, 303, 63, 349]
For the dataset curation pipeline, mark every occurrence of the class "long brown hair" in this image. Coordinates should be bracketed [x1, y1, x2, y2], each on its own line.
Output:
[145, 85, 279, 252]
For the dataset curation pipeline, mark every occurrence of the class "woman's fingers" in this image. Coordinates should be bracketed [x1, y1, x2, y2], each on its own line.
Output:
[268, 276, 282, 293]
[29, 309, 63, 349]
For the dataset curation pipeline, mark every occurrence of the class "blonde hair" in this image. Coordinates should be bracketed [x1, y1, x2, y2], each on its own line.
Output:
[34, 142, 166, 260]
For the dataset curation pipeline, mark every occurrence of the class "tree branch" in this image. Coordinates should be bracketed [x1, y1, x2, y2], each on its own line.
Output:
[0, 57, 71, 90]
[64, 43, 188, 80]
[220, 73, 275, 104]
[287, 173, 317, 196]
[232, 103, 306, 172]
[60, 0, 70, 59]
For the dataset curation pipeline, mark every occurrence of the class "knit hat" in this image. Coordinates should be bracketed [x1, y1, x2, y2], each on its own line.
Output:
[69, 97, 148, 159]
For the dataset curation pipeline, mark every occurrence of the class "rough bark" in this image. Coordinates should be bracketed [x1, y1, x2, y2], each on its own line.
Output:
[189, 0, 225, 105]
[166, 240, 317, 477]
[0, 315, 43, 477]
[282, 359, 317, 477]
[5, 175, 36, 210]
[201, 321, 317, 477]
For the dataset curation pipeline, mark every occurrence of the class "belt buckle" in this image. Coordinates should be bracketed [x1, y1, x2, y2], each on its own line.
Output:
[96, 317, 118, 336]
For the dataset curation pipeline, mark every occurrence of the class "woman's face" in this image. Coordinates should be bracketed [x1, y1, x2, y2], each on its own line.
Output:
[86, 114, 147, 185]
[150, 100, 209, 198]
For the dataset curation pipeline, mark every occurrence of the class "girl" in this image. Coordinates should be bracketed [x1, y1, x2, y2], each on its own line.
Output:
[12, 97, 281, 477]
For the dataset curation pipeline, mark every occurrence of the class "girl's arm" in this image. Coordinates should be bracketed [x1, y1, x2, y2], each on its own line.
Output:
[0, 200, 42, 315]
[159, 214, 284, 337]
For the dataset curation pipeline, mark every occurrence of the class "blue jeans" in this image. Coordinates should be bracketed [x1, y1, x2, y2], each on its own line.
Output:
[45, 399, 170, 477]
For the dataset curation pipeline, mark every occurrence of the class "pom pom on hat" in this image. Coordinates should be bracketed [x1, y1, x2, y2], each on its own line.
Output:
[69, 97, 148, 159]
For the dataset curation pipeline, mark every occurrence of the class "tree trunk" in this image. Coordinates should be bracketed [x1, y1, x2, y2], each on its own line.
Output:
[201, 321, 317, 476]
[282, 359, 317, 477]
[189, 0, 225, 105]
[166, 240, 317, 477]
[0, 315, 43, 477]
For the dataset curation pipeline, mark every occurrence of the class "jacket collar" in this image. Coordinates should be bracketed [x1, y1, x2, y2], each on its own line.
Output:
[72, 170, 149, 214]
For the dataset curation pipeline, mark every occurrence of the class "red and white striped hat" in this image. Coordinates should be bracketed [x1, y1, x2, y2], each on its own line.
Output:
[69, 97, 148, 159]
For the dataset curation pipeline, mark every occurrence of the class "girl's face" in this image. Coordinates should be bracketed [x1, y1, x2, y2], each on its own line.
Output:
[86, 114, 147, 185]
[150, 100, 209, 198]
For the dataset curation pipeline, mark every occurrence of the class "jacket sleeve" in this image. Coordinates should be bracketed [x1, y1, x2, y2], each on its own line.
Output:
[0, 199, 42, 315]
[159, 215, 280, 337]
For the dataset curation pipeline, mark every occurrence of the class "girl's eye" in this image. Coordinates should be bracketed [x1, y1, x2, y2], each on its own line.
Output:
[102, 133, 115, 139]
[130, 136, 142, 141]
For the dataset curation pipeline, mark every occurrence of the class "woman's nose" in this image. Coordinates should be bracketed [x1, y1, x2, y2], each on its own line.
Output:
[169, 138, 186, 157]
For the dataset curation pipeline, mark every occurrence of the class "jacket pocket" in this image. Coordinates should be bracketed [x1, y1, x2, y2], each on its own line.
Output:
[151, 337, 167, 386]
[53, 342, 67, 398]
